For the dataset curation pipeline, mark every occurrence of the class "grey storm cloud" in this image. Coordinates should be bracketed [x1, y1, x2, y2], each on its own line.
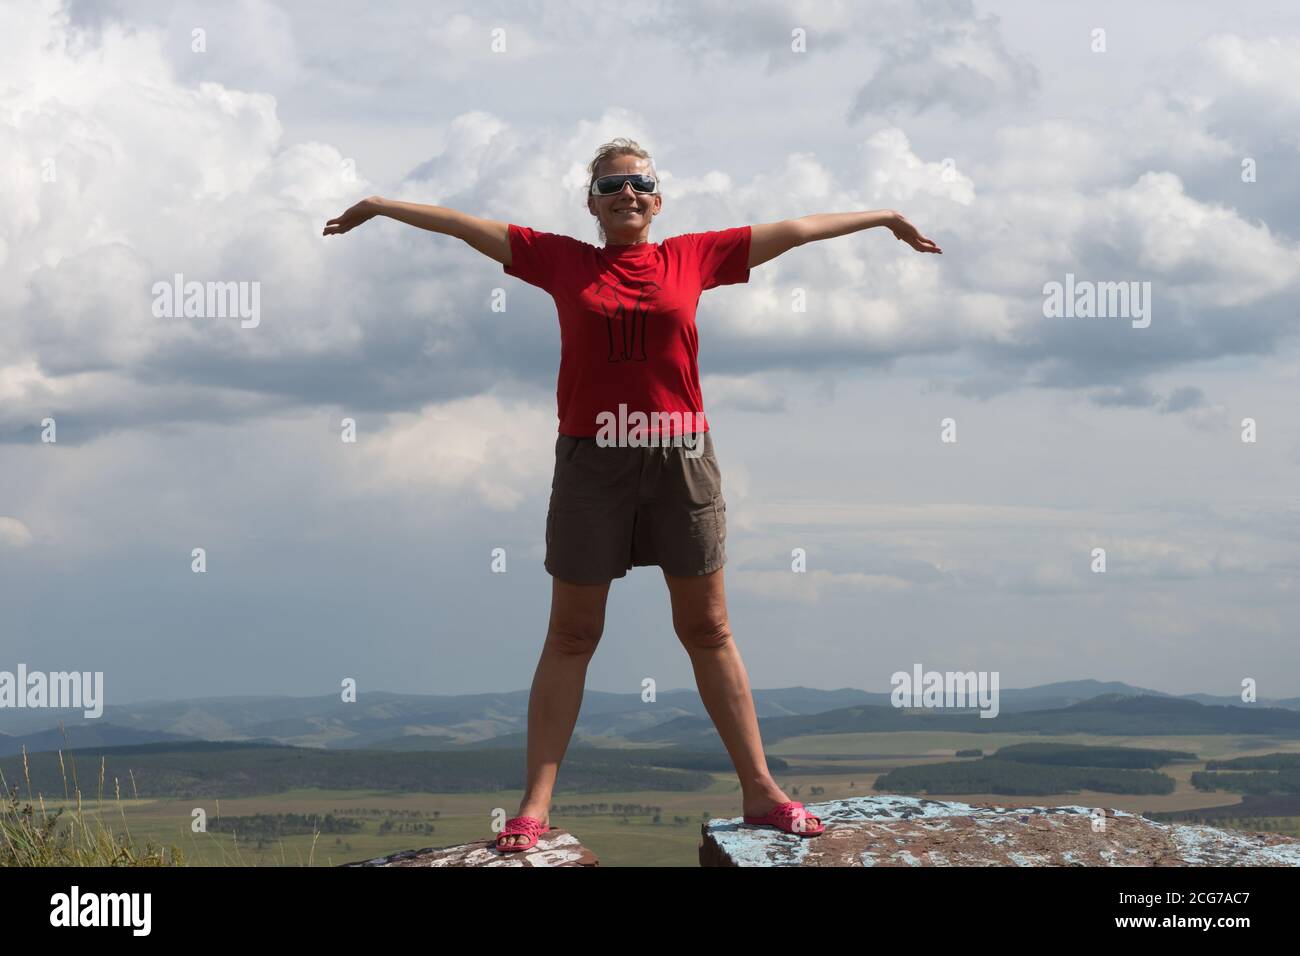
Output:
[4, 0, 1300, 702]
[847, 0, 1038, 121]
[5, 1, 1299, 443]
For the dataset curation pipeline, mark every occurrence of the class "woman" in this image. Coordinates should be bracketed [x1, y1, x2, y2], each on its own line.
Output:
[324, 137, 941, 852]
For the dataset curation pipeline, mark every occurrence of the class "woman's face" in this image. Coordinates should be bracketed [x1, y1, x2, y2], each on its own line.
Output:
[588, 154, 662, 244]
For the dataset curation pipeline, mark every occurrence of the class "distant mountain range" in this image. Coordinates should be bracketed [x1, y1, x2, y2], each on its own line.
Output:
[1, 680, 1296, 757]
[624, 694, 1300, 750]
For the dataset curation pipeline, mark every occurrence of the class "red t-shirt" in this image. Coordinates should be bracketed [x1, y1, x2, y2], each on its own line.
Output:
[503, 223, 752, 438]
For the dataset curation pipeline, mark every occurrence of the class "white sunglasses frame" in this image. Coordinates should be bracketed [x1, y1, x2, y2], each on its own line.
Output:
[589, 173, 660, 197]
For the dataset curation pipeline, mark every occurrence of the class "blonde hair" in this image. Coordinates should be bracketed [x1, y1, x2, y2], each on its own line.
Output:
[586, 137, 657, 243]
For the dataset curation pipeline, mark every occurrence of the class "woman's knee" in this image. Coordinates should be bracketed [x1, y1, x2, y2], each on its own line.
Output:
[674, 617, 732, 651]
[546, 618, 604, 656]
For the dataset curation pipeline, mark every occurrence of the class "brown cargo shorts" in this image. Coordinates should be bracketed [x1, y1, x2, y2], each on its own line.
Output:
[545, 430, 727, 585]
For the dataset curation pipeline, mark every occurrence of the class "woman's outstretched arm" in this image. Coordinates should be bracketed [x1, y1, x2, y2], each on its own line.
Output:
[323, 195, 513, 266]
[748, 210, 941, 268]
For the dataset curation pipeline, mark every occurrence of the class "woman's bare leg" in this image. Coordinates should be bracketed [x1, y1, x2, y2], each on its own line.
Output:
[661, 566, 821, 830]
[499, 575, 612, 848]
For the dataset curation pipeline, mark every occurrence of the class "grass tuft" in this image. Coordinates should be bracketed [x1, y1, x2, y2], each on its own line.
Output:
[0, 730, 183, 867]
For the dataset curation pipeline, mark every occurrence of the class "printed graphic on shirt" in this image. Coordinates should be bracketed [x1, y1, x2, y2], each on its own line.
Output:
[596, 278, 660, 363]
[501, 223, 750, 435]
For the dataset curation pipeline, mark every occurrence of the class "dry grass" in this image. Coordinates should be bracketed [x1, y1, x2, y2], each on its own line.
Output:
[0, 735, 183, 867]
[0, 726, 340, 866]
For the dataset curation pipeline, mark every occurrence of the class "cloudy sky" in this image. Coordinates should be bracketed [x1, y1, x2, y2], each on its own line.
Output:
[3, 0, 1299, 710]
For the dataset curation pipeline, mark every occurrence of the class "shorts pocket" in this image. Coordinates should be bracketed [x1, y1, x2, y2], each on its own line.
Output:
[712, 493, 726, 547]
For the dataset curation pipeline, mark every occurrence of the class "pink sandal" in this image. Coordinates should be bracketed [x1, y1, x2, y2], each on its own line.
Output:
[495, 815, 550, 852]
[743, 801, 825, 837]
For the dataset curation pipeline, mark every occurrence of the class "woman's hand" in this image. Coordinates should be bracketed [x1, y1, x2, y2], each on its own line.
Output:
[888, 212, 942, 254]
[323, 196, 384, 236]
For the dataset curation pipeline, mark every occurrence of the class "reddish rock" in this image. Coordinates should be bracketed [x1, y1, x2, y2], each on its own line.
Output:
[342, 828, 599, 867]
[699, 796, 1300, 867]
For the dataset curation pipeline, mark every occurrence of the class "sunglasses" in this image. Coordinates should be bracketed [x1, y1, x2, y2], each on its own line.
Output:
[590, 173, 659, 196]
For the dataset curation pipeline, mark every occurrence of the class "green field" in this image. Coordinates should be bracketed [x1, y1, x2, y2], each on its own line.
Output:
[18, 730, 1297, 867]
[44, 782, 739, 867]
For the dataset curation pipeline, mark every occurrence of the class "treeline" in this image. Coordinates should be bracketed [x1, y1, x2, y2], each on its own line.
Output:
[630, 751, 789, 772]
[549, 803, 665, 817]
[543, 803, 717, 826]
[1145, 794, 1300, 824]
[726, 694, 1300, 747]
[205, 812, 363, 838]
[0, 744, 716, 800]
[876, 759, 1176, 796]
[874, 742, 1189, 796]
[1204, 753, 1300, 771]
[1192, 768, 1300, 794]
[376, 819, 435, 836]
[991, 743, 1195, 769]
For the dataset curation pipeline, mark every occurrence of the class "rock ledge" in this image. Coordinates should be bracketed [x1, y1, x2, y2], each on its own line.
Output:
[342, 828, 599, 867]
[699, 796, 1300, 867]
